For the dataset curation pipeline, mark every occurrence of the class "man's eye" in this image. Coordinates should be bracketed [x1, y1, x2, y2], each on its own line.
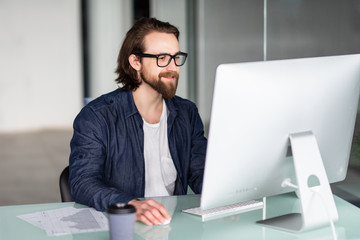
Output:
[158, 55, 167, 60]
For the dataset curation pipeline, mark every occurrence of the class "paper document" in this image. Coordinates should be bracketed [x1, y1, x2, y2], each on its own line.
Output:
[17, 207, 109, 236]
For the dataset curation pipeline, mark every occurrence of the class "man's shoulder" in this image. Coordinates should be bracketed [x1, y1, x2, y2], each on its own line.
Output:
[85, 88, 132, 112]
[73, 89, 136, 129]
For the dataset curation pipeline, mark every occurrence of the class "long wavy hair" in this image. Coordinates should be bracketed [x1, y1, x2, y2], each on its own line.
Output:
[115, 18, 179, 91]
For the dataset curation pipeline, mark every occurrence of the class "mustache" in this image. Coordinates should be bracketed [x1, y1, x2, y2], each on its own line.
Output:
[159, 71, 179, 79]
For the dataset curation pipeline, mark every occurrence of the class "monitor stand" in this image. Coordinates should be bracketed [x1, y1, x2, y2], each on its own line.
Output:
[257, 131, 338, 232]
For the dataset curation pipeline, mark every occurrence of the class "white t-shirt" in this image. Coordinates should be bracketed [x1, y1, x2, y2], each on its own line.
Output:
[143, 100, 177, 197]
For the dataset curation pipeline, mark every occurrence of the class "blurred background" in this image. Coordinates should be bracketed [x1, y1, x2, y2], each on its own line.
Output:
[1, 0, 360, 206]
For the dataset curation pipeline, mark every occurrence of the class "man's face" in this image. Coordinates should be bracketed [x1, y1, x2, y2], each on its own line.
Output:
[139, 32, 180, 99]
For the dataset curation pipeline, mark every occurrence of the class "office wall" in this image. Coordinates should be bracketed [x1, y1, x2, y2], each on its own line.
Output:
[267, 0, 360, 59]
[2, 0, 359, 133]
[196, 0, 360, 129]
[0, 0, 83, 132]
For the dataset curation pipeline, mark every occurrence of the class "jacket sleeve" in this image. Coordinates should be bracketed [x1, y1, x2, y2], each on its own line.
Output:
[188, 105, 207, 194]
[69, 106, 135, 211]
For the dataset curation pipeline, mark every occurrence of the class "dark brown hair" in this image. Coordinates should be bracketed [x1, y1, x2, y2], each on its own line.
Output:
[115, 17, 180, 90]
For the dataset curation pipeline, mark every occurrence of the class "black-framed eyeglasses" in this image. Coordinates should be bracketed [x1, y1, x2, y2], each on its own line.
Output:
[136, 52, 188, 67]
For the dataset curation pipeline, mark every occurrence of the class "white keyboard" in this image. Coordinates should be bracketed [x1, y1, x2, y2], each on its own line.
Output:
[182, 200, 264, 222]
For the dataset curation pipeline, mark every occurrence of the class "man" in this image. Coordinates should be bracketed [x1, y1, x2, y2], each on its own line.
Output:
[69, 18, 207, 226]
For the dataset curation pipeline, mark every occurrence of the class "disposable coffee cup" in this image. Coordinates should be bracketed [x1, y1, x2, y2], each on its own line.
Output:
[107, 203, 136, 240]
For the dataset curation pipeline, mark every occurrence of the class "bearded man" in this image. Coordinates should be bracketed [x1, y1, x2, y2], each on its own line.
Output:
[69, 18, 207, 226]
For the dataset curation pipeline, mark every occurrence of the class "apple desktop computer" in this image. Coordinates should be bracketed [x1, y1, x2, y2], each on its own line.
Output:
[200, 54, 360, 232]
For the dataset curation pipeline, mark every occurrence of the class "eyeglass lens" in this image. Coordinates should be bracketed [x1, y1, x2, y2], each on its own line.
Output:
[158, 54, 186, 67]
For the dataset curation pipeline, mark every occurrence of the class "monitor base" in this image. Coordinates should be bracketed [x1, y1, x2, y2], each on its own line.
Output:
[258, 131, 338, 232]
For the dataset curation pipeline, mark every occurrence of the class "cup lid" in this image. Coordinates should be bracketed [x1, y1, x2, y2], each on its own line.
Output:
[107, 203, 136, 214]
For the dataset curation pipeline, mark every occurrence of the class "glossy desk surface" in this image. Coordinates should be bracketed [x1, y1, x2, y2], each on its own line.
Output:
[1, 193, 360, 240]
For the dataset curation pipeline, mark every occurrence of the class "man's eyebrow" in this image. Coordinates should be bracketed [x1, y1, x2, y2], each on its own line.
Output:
[157, 51, 181, 55]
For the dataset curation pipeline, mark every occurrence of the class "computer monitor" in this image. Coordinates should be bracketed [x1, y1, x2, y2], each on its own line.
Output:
[201, 54, 360, 232]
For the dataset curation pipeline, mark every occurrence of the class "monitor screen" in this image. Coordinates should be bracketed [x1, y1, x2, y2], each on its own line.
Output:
[201, 54, 360, 214]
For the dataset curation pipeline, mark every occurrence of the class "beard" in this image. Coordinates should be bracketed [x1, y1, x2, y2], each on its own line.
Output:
[140, 70, 179, 99]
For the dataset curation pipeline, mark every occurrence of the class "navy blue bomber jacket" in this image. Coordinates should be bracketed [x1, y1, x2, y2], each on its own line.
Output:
[69, 89, 207, 211]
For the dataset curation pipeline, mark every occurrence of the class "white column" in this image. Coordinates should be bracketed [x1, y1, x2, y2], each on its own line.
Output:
[87, 0, 133, 99]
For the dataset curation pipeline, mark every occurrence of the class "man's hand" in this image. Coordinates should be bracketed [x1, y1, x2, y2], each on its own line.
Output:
[128, 199, 171, 226]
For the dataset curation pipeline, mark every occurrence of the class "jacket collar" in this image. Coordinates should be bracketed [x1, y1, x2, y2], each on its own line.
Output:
[164, 97, 178, 130]
[121, 89, 179, 120]
[122, 90, 139, 119]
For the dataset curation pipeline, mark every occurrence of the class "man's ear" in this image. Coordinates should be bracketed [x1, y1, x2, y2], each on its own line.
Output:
[129, 54, 141, 71]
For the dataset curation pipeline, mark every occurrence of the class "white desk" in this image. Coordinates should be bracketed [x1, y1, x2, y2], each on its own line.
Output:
[1, 193, 360, 239]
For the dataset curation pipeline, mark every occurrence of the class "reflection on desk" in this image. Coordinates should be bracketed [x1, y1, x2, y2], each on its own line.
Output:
[0, 193, 359, 240]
